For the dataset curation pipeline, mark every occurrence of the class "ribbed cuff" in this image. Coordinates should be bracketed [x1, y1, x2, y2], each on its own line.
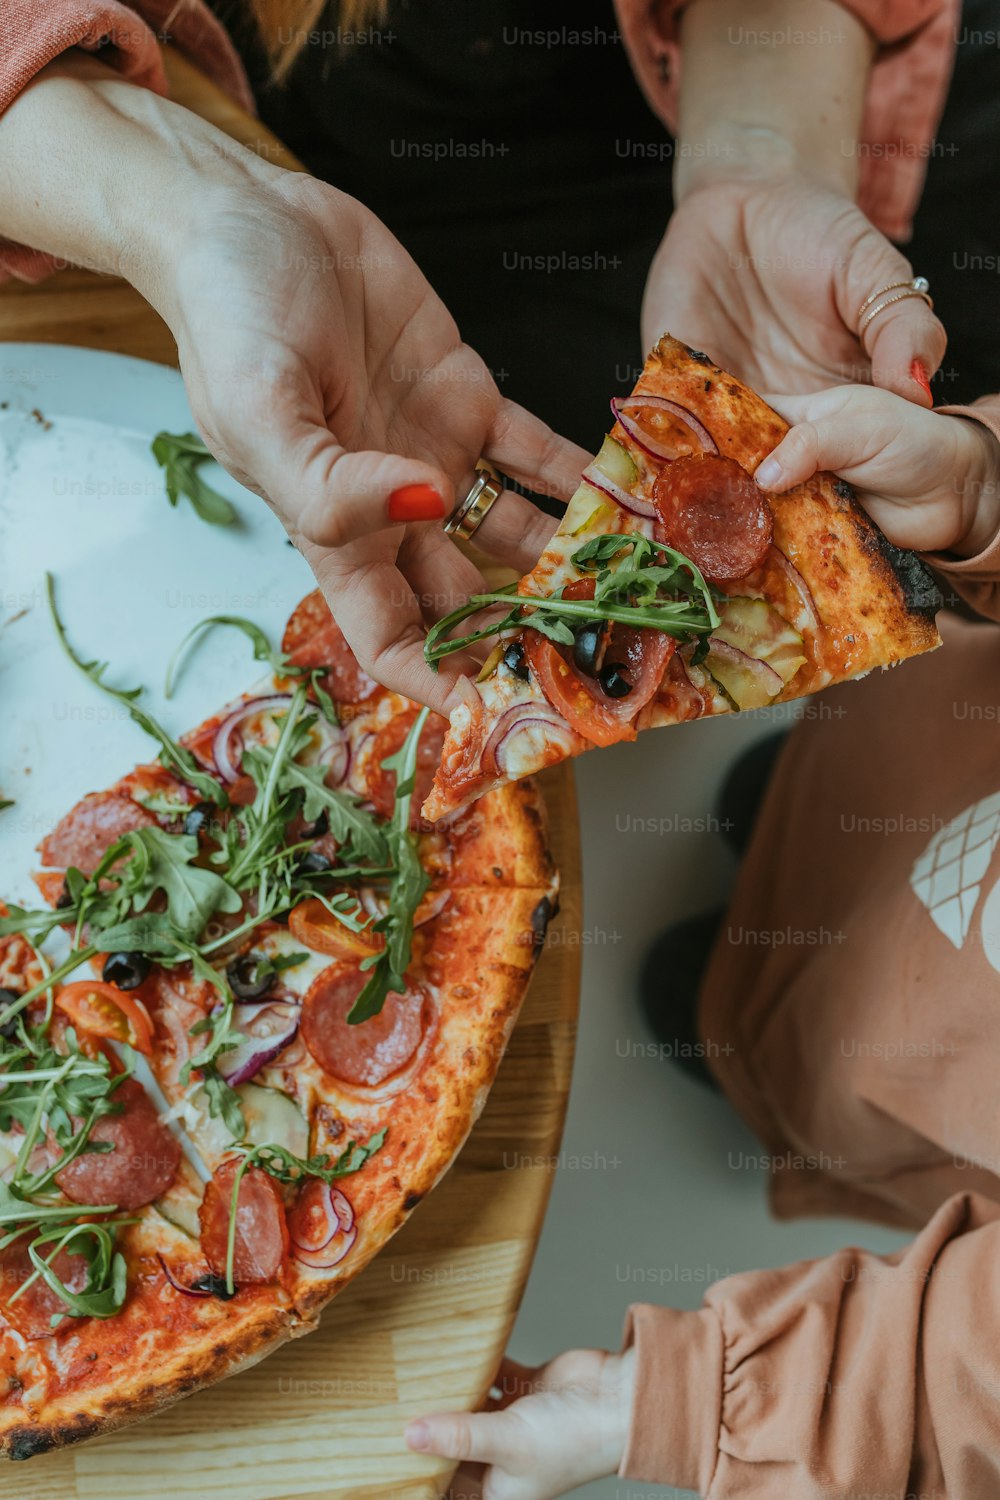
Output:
[618, 1303, 724, 1493]
[921, 404, 1000, 579]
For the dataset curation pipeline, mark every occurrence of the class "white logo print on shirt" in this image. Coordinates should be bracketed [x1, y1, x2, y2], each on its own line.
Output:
[909, 791, 1000, 950]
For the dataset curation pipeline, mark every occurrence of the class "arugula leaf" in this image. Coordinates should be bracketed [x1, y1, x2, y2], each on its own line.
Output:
[134, 790, 193, 818]
[308, 669, 339, 726]
[242, 738, 389, 867]
[151, 431, 237, 527]
[200, 1068, 247, 1140]
[237, 1130, 387, 1187]
[165, 615, 290, 699]
[423, 534, 722, 669]
[348, 709, 431, 1024]
[47, 574, 227, 806]
[19, 1223, 129, 1324]
[523, 613, 575, 648]
[122, 827, 242, 942]
[261, 950, 310, 976]
[0, 799, 12, 812]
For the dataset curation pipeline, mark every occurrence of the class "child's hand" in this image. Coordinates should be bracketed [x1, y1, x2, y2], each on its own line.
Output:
[405, 1348, 635, 1500]
[754, 386, 1000, 556]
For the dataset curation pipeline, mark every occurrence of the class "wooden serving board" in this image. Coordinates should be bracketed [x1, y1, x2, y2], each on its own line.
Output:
[0, 47, 581, 1500]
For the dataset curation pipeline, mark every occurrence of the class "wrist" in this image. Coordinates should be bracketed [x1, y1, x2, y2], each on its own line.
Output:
[101, 88, 282, 305]
[672, 0, 873, 203]
[950, 418, 1000, 559]
[598, 1346, 636, 1476]
[674, 129, 858, 205]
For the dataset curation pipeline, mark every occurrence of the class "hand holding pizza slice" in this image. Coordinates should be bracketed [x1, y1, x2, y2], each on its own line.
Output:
[422, 336, 942, 822]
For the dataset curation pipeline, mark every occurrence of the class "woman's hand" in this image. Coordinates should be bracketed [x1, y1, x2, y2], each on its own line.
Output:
[642, 175, 947, 406]
[152, 171, 579, 712]
[404, 1349, 635, 1500]
[0, 59, 581, 712]
[755, 385, 1000, 556]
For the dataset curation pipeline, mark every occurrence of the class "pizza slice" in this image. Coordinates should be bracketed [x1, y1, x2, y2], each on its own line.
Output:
[423, 334, 941, 821]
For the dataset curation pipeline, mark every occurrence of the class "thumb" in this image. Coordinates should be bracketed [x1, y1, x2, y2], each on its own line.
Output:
[753, 388, 880, 493]
[836, 226, 946, 408]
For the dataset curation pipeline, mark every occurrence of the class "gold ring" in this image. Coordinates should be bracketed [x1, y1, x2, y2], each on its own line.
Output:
[444, 465, 504, 542]
[857, 277, 932, 337]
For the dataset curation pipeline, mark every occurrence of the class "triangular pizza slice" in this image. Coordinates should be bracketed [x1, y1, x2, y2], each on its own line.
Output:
[423, 335, 941, 821]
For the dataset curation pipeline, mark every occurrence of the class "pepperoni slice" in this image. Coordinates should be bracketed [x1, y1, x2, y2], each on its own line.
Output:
[652, 454, 773, 582]
[365, 710, 446, 827]
[282, 591, 381, 704]
[300, 964, 430, 1087]
[38, 791, 157, 875]
[0, 1236, 90, 1340]
[54, 1080, 181, 1211]
[199, 1160, 289, 1284]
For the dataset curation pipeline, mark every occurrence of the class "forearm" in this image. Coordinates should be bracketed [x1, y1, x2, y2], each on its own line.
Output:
[0, 53, 273, 293]
[675, 0, 875, 199]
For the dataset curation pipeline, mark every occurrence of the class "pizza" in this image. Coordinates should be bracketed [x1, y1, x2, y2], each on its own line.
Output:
[0, 587, 556, 1459]
[423, 334, 942, 820]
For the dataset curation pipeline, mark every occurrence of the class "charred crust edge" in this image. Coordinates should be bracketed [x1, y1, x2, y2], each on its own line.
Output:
[871, 531, 944, 618]
[530, 895, 556, 950]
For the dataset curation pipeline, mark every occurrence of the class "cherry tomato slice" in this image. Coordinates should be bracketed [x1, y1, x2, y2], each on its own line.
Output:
[523, 632, 639, 747]
[56, 980, 154, 1055]
[288, 897, 383, 961]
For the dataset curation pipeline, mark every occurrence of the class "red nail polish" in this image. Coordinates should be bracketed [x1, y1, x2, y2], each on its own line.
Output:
[388, 483, 445, 522]
[910, 358, 933, 403]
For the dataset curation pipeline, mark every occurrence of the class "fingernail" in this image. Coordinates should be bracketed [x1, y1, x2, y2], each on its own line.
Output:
[388, 483, 445, 523]
[405, 1420, 431, 1452]
[910, 358, 933, 403]
[755, 457, 782, 490]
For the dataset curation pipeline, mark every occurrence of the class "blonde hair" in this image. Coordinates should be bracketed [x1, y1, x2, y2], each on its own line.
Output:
[245, 0, 389, 81]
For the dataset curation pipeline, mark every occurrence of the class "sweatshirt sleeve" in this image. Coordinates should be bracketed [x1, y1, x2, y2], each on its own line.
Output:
[612, 0, 959, 241]
[921, 398, 1000, 624]
[619, 1191, 1000, 1497]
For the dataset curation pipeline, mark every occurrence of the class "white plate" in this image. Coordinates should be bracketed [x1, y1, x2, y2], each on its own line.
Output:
[0, 344, 313, 906]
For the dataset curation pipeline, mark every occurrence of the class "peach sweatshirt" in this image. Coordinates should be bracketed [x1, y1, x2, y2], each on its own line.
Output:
[621, 395, 1000, 1499]
[0, 0, 959, 280]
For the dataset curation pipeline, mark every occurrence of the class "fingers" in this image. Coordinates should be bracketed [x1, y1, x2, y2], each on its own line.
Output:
[471, 486, 560, 574]
[485, 400, 591, 507]
[303, 543, 465, 716]
[490, 1356, 543, 1408]
[405, 1409, 521, 1467]
[267, 432, 452, 549]
[754, 387, 893, 493]
[836, 229, 947, 407]
[399, 522, 489, 622]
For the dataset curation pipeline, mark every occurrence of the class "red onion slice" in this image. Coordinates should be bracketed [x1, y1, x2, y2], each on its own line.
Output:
[706, 640, 784, 698]
[217, 1000, 300, 1086]
[358, 884, 451, 928]
[211, 694, 294, 784]
[769, 546, 819, 634]
[157, 1253, 211, 1298]
[291, 1180, 358, 1269]
[580, 464, 656, 520]
[317, 732, 350, 787]
[482, 702, 579, 777]
[612, 395, 718, 458]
